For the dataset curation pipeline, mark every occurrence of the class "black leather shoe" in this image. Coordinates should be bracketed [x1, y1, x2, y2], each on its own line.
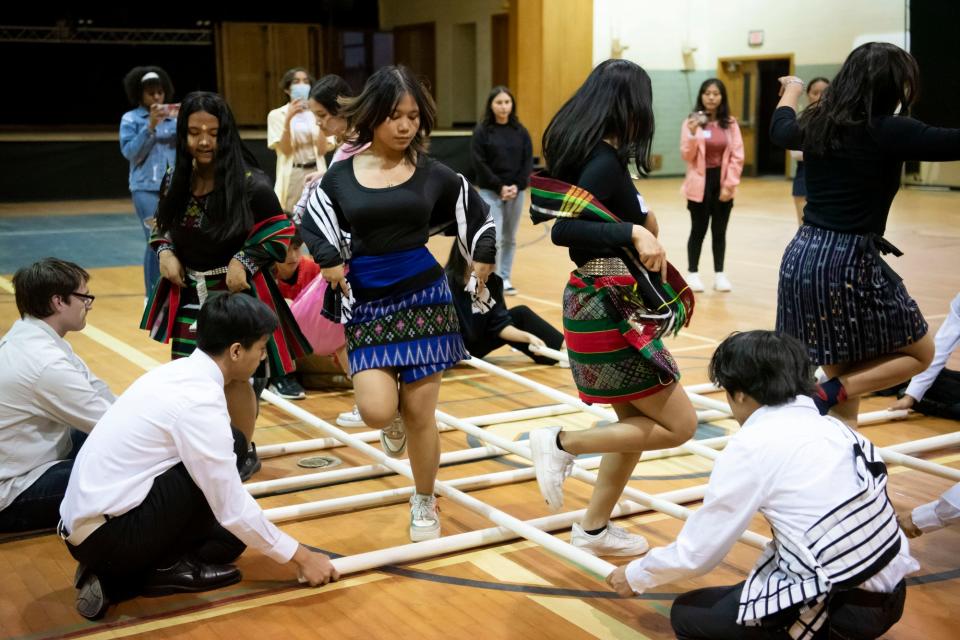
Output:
[238, 442, 261, 482]
[76, 571, 110, 620]
[141, 558, 241, 596]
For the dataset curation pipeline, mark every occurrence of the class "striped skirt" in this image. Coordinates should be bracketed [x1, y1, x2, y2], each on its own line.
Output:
[776, 224, 928, 365]
[141, 270, 311, 377]
[346, 248, 467, 384]
[562, 272, 680, 405]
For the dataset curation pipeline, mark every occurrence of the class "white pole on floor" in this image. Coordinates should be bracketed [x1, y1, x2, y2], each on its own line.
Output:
[257, 403, 581, 459]
[259, 390, 617, 578]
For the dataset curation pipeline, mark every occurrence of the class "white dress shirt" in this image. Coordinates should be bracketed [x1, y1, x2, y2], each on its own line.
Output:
[0, 316, 114, 511]
[625, 396, 919, 594]
[60, 350, 298, 564]
[912, 482, 960, 533]
[905, 293, 960, 402]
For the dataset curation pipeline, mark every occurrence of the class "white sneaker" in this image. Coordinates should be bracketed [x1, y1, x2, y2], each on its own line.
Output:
[686, 272, 705, 292]
[336, 405, 367, 428]
[713, 272, 733, 292]
[380, 415, 407, 458]
[529, 427, 575, 511]
[409, 493, 440, 541]
[571, 522, 650, 557]
[503, 279, 518, 296]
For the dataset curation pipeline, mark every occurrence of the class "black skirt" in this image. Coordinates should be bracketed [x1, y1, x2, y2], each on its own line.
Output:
[775, 224, 927, 365]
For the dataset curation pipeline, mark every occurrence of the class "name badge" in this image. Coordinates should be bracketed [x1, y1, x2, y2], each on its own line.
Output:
[702, 129, 713, 139]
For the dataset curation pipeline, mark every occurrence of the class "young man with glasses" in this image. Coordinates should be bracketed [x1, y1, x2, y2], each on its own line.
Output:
[0, 258, 114, 533]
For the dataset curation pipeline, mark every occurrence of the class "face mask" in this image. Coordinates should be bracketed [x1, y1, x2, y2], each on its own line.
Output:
[290, 83, 310, 102]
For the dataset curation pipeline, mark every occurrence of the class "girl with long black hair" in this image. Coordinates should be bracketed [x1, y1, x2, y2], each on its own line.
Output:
[142, 92, 310, 471]
[527, 59, 697, 557]
[771, 42, 960, 424]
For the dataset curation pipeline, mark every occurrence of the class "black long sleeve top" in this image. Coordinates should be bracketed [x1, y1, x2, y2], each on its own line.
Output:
[550, 143, 648, 266]
[770, 106, 960, 235]
[471, 122, 534, 192]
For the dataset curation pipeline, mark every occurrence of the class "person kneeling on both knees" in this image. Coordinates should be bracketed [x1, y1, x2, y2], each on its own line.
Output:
[606, 331, 917, 640]
[59, 293, 337, 620]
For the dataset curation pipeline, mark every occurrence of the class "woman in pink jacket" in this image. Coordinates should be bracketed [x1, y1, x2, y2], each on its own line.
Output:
[680, 79, 744, 292]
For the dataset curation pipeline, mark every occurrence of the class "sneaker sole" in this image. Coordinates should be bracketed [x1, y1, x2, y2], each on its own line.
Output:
[572, 540, 650, 557]
[380, 431, 407, 457]
[76, 575, 108, 620]
[409, 523, 441, 542]
[529, 430, 565, 511]
[336, 418, 368, 428]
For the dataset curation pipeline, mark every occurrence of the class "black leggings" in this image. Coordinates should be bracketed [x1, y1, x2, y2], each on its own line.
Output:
[466, 305, 564, 365]
[687, 166, 734, 272]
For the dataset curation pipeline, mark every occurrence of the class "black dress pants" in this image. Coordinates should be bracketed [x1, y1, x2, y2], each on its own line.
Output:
[64, 431, 249, 600]
[670, 580, 907, 640]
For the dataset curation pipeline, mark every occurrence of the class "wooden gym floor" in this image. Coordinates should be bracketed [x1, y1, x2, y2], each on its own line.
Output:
[1, 176, 958, 639]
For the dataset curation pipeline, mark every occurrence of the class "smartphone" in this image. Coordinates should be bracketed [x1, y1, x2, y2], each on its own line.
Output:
[290, 83, 310, 102]
[159, 103, 180, 119]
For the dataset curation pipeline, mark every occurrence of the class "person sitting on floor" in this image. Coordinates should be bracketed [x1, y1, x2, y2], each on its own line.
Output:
[0, 258, 114, 534]
[444, 241, 565, 366]
[606, 330, 918, 640]
[59, 293, 338, 620]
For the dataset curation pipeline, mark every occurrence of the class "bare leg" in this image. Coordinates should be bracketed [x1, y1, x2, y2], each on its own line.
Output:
[822, 334, 934, 426]
[574, 384, 698, 530]
[352, 368, 400, 429]
[560, 382, 697, 455]
[400, 372, 443, 496]
[225, 379, 257, 443]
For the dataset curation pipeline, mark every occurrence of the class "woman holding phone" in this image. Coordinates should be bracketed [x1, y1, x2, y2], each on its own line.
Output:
[121, 65, 178, 298]
[267, 67, 326, 213]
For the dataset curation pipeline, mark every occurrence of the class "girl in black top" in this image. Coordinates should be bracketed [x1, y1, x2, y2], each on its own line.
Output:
[770, 42, 960, 423]
[143, 92, 310, 472]
[471, 86, 533, 294]
[444, 242, 563, 365]
[300, 66, 496, 543]
[527, 60, 697, 558]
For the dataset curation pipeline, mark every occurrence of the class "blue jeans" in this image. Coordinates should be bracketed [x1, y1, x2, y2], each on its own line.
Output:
[132, 190, 161, 296]
[0, 430, 87, 533]
[479, 188, 526, 282]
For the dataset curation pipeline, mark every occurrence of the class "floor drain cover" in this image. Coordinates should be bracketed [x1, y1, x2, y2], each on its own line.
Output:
[297, 455, 342, 469]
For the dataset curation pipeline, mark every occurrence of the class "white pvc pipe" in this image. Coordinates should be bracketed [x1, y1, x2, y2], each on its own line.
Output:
[330, 484, 711, 576]
[435, 409, 771, 550]
[886, 431, 960, 456]
[257, 403, 580, 459]
[879, 448, 960, 482]
[260, 390, 616, 578]
[265, 457, 604, 522]
[247, 444, 507, 497]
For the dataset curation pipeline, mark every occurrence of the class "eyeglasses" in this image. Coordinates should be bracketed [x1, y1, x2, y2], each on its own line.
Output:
[71, 292, 96, 307]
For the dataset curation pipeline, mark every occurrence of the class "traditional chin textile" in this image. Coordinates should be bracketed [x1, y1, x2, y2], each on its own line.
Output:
[529, 173, 694, 339]
[776, 224, 927, 365]
[563, 272, 680, 404]
[345, 248, 467, 384]
[141, 213, 311, 377]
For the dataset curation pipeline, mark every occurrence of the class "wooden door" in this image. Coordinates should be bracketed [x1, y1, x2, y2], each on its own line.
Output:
[217, 23, 271, 126]
[393, 23, 436, 96]
[717, 58, 758, 176]
[491, 13, 509, 88]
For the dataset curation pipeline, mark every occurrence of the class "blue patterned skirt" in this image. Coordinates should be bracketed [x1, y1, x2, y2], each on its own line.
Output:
[346, 247, 467, 383]
[776, 224, 927, 365]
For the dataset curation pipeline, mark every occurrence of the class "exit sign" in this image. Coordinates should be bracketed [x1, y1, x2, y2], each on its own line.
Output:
[748, 30, 764, 46]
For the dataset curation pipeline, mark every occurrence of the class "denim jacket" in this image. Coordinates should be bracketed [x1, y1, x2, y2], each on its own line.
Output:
[119, 106, 177, 192]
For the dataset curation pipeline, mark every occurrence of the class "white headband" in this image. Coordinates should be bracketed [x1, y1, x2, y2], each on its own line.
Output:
[141, 71, 161, 83]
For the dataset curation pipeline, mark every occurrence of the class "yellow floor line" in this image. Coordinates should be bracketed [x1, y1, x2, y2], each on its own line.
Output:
[76, 573, 388, 640]
[513, 292, 563, 308]
[470, 552, 650, 640]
